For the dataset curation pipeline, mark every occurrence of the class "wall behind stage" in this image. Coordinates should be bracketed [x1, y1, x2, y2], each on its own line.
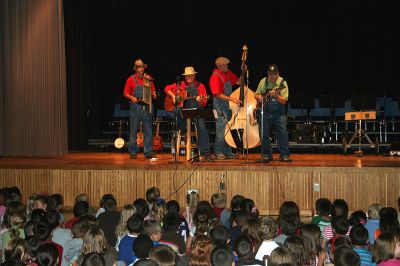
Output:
[63, 0, 400, 151]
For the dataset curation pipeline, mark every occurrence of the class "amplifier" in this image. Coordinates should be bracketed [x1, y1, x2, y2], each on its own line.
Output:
[345, 111, 376, 121]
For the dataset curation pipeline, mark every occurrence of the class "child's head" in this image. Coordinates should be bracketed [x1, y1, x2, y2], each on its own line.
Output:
[328, 236, 352, 261]
[349, 210, 367, 227]
[33, 195, 48, 211]
[151, 200, 167, 222]
[127, 214, 144, 235]
[379, 207, 400, 235]
[193, 207, 212, 235]
[143, 220, 162, 242]
[103, 196, 117, 212]
[259, 216, 278, 241]
[278, 201, 300, 236]
[146, 187, 161, 204]
[34, 221, 52, 242]
[211, 245, 234, 266]
[162, 212, 180, 232]
[230, 210, 249, 228]
[186, 189, 200, 215]
[242, 216, 262, 244]
[82, 227, 107, 253]
[239, 198, 258, 218]
[36, 243, 59, 266]
[45, 210, 61, 229]
[133, 234, 154, 259]
[166, 200, 180, 214]
[267, 247, 296, 266]
[210, 224, 230, 247]
[283, 235, 308, 266]
[75, 193, 89, 204]
[230, 194, 245, 211]
[149, 245, 176, 266]
[191, 235, 213, 264]
[73, 200, 89, 218]
[334, 247, 360, 266]
[300, 223, 322, 258]
[98, 194, 114, 208]
[332, 199, 349, 218]
[116, 204, 136, 237]
[49, 194, 63, 211]
[315, 198, 332, 217]
[372, 232, 399, 263]
[81, 252, 106, 266]
[332, 216, 350, 236]
[4, 237, 27, 262]
[211, 193, 227, 208]
[234, 235, 253, 259]
[349, 225, 369, 246]
[367, 203, 382, 220]
[133, 198, 150, 218]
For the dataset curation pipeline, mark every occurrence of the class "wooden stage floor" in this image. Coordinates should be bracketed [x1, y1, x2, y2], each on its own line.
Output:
[1, 152, 399, 215]
[0, 152, 399, 169]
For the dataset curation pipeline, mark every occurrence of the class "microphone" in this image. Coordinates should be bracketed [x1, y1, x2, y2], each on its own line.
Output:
[176, 75, 181, 86]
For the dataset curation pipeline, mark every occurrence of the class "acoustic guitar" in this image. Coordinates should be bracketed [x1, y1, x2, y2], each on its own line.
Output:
[164, 90, 210, 111]
[137, 122, 144, 148]
[152, 118, 163, 151]
[256, 83, 286, 109]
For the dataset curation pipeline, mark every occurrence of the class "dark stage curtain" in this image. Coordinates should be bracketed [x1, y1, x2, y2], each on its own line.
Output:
[63, 0, 399, 151]
[0, 0, 68, 156]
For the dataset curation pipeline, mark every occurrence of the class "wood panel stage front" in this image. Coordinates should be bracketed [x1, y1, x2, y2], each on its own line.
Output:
[1, 153, 399, 216]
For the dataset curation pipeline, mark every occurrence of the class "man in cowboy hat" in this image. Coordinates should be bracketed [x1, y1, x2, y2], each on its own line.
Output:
[254, 64, 291, 162]
[209, 57, 242, 160]
[123, 59, 158, 159]
[164, 66, 213, 162]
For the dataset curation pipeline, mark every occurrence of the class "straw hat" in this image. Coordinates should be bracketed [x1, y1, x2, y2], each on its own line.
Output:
[182, 66, 198, 76]
[215, 57, 230, 65]
[133, 59, 147, 70]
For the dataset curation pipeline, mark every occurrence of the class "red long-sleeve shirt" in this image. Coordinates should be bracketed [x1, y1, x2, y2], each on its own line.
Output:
[164, 80, 208, 107]
[209, 68, 238, 95]
[123, 73, 156, 96]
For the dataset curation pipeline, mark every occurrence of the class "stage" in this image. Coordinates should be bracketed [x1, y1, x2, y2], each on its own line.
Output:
[1, 152, 399, 217]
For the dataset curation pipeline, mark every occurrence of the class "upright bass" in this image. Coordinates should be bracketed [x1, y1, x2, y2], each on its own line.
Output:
[224, 45, 260, 150]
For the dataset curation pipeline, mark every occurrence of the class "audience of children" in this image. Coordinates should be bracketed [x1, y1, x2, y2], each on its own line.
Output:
[0, 186, 400, 266]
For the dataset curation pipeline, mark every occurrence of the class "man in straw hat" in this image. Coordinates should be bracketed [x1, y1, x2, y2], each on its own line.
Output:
[209, 57, 242, 160]
[164, 66, 213, 162]
[123, 59, 158, 160]
[254, 64, 291, 162]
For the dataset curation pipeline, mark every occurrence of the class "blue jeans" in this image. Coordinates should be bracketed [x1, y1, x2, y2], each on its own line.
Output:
[128, 103, 153, 156]
[193, 118, 210, 155]
[214, 108, 233, 155]
[166, 109, 186, 134]
[258, 111, 290, 158]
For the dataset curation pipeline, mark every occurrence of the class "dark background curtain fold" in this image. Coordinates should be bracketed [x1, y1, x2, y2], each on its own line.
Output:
[0, 0, 67, 156]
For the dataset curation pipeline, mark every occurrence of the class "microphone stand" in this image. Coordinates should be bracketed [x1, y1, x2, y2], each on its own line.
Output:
[241, 70, 251, 164]
[168, 76, 183, 164]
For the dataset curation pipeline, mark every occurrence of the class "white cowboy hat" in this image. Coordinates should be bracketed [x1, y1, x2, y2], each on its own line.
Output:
[182, 66, 198, 76]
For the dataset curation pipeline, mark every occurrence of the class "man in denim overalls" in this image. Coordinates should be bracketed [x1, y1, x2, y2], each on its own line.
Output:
[123, 59, 158, 159]
[209, 57, 242, 160]
[255, 64, 291, 162]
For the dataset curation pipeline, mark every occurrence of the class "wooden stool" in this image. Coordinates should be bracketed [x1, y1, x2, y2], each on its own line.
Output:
[177, 118, 199, 161]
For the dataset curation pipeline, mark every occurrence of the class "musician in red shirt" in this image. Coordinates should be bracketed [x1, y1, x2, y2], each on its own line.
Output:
[164, 66, 213, 161]
[209, 57, 242, 160]
[123, 59, 157, 159]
